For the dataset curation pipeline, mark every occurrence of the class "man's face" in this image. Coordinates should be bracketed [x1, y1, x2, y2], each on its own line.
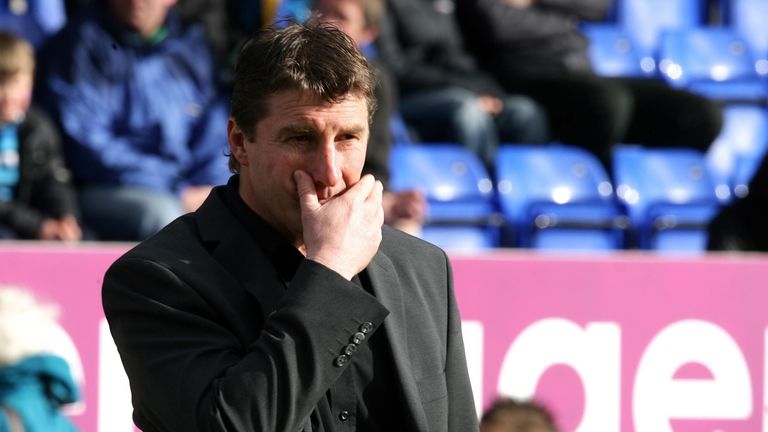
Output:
[229, 89, 370, 245]
[0, 72, 32, 124]
[108, 0, 177, 37]
[315, 0, 374, 46]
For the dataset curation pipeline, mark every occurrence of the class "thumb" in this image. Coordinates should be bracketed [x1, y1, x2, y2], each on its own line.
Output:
[294, 170, 321, 212]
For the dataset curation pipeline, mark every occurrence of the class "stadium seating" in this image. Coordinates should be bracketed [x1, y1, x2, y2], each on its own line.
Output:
[658, 27, 768, 102]
[617, 0, 707, 74]
[389, 143, 501, 251]
[581, 24, 651, 77]
[613, 145, 721, 253]
[495, 144, 625, 251]
[706, 104, 768, 202]
[722, 0, 768, 76]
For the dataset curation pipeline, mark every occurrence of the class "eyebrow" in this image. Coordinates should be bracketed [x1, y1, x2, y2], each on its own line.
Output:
[276, 123, 367, 139]
[339, 124, 367, 136]
[277, 125, 314, 139]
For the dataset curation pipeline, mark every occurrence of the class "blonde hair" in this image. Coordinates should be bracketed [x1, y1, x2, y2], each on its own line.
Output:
[0, 31, 35, 82]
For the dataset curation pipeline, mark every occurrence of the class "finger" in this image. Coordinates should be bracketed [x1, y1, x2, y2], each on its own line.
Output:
[347, 174, 376, 202]
[65, 223, 83, 241]
[370, 180, 384, 204]
[294, 170, 321, 211]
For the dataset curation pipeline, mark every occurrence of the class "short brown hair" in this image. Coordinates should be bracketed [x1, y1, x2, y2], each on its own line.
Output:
[0, 32, 34, 82]
[228, 18, 378, 173]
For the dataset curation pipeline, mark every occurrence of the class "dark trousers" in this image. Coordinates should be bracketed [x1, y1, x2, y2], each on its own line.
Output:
[495, 73, 724, 169]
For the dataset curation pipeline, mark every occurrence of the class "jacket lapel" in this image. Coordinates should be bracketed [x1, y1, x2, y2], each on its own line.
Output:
[195, 189, 287, 320]
[367, 250, 427, 431]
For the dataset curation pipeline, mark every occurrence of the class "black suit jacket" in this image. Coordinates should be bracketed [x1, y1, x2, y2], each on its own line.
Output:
[102, 187, 478, 431]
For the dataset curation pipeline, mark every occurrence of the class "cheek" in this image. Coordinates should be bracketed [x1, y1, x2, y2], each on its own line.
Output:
[261, 154, 301, 196]
[343, 147, 367, 179]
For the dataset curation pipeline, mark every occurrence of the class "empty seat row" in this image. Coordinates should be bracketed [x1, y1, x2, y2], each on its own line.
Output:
[389, 140, 760, 254]
[584, 0, 768, 86]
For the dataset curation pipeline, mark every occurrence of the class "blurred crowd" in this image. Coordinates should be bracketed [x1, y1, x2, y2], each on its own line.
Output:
[0, 0, 765, 251]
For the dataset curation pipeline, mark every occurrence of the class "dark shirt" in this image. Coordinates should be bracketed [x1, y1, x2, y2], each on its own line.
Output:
[221, 175, 400, 431]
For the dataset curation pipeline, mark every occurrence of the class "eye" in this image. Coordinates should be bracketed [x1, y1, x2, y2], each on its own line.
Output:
[336, 134, 359, 143]
[285, 134, 311, 145]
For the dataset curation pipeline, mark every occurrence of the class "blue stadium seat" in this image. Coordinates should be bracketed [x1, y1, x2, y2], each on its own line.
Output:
[722, 0, 768, 76]
[581, 24, 651, 77]
[658, 28, 768, 102]
[613, 145, 721, 253]
[706, 104, 768, 202]
[617, 0, 707, 74]
[0, 0, 67, 49]
[495, 144, 625, 251]
[389, 144, 500, 251]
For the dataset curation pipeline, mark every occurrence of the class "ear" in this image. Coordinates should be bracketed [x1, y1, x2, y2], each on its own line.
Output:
[227, 118, 250, 167]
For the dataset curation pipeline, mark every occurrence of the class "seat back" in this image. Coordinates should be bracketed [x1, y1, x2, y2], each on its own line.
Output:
[706, 104, 768, 201]
[582, 24, 650, 77]
[658, 28, 760, 92]
[389, 144, 500, 250]
[421, 226, 499, 253]
[618, 0, 706, 73]
[613, 145, 720, 251]
[390, 143, 496, 222]
[724, 0, 768, 75]
[496, 144, 623, 250]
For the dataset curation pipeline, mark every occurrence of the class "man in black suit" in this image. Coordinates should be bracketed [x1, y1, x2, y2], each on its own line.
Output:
[102, 19, 479, 432]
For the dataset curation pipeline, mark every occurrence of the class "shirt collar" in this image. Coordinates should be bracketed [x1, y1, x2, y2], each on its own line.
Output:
[220, 175, 305, 282]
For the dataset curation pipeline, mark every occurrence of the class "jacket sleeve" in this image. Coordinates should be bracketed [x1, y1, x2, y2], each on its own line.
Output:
[103, 257, 389, 432]
[442, 250, 481, 432]
[182, 96, 232, 187]
[0, 108, 76, 239]
[22, 108, 80, 220]
[0, 201, 45, 239]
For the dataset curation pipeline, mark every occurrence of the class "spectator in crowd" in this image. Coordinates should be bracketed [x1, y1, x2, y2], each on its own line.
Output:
[314, 0, 427, 234]
[103, 20, 478, 431]
[0, 0, 67, 49]
[455, 0, 722, 169]
[481, 398, 558, 432]
[375, 0, 549, 167]
[707, 151, 768, 251]
[0, 286, 80, 432]
[0, 31, 82, 241]
[36, 0, 231, 241]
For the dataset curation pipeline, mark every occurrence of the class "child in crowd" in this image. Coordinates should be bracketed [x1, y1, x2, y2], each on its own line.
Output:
[0, 286, 80, 431]
[0, 31, 82, 241]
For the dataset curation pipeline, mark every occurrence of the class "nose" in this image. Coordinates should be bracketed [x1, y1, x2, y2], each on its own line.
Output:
[310, 141, 341, 188]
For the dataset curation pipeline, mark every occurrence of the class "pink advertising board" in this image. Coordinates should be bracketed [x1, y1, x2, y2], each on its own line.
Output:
[454, 252, 768, 432]
[1, 243, 767, 431]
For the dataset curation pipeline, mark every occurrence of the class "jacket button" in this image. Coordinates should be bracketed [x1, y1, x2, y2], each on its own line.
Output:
[343, 343, 357, 356]
[334, 355, 349, 367]
[339, 410, 350, 422]
[351, 332, 366, 344]
[359, 322, 374, 334]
